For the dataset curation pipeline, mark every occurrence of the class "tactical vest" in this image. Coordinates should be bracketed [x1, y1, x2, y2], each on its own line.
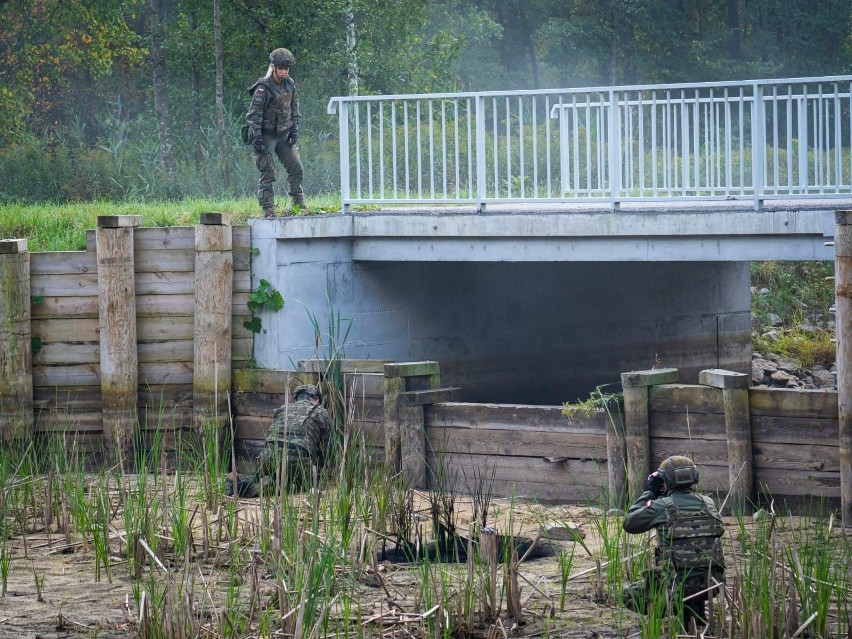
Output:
[257, 77, 296, 134]
[657, 494, 725, 572]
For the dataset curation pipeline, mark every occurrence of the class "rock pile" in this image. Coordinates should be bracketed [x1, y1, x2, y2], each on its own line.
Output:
[751, 352, 836, 390]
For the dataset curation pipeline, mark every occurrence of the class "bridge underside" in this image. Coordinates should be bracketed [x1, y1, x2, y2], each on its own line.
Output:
[250, 202, 841, 404]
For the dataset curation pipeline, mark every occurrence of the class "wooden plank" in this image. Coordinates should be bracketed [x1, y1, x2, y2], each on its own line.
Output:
[749, 387, 837, 419]
[621, 368, 679, 387]
[31, 272, 98, 296]
[649, 411, 727, 439]
[650, 438, 728, 468]
[425, 402, 608, 433]
[384, 361, 439, 378]
[133, 292, 249, 317]
[0, 239, 27, 253]
[298, 359, 388, 374]
[0, 248, 33, 443]
[32, 318, 99, 342]
[33, 343, 99, 365]
[234, 415, 269, 441]
[233, 226, 251, 248]
[232, 369, 303, 394]
[200, 212, 232, 226]
[34, 388, 101, 411]
[425, 452, 609, 502]
[36, 411, 103, 432]
[32, 295, 98, 318]
[97, 214, 141, 228]
[751, 415, 838, 445]
[139, 362, 194, 386]
[426, 426, 607, 459]
[699, 369, 750, 390]
[133, 226, 195, 250]
[401, 387, 460, 406]
[138, 385, 193, 407]
[623, 384, 649, 495]
[343, 372, 385, 397]
[137, 316, 193, 340]
[752, 442, 839, 473]
[351, 421, 384, 448]
[30, 252, 96, 276]
[138, 340, 194, 363]
[233, 338, 253, 360]
[649, 384, 725, 414]
[134, 248, 250, 272]
[754, 467, 840, 498]
[34, 364, 100, 387]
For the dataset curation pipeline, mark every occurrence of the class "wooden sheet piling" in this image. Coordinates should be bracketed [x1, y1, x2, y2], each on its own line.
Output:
[835, 210, 852, 527]
[97, 215, 141, 469]
[193, 214, 233, 439]
[699, 369, 753, 514]
[0, 239, 33, 443]
[621, 368, 678, 496]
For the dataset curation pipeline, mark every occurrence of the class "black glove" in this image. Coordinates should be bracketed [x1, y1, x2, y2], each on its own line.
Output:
[644, 472, 665, 498]
[252, 137, 265, 153]
[287, 130, 298, 146]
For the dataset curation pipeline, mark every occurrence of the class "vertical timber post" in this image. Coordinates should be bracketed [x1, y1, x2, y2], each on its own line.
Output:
[97, 215, 141, 471]
[836, 210, 852, 527]
[699, 369, 754, 514]
[383, 361, 446, 488]
[0, 239, 33, 444]
[193, 213, 233, 441]
[605, 402, 627, 508]
[383, 371, 403, 474]
[621, 368, 679, 496]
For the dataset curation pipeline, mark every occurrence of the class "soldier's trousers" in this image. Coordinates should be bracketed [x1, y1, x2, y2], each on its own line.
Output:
[255, 131, 304, 210]
[622, 569, 720, 632]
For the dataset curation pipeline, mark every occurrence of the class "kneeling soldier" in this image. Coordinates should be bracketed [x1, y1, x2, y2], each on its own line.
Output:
[228, 384, 331, 497]
[622, 456, 726, 633]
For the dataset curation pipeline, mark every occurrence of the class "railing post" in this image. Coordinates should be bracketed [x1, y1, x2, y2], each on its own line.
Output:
[193, 213, 233, 442]
[836, 209, 852, 528]
[475, 94, 487, 213]
[337, 99, 352, 214]
[751, 83, 765, 210]
[699, 369, 754, 514]
[97, 215, 141, 472]
[0, 239, 33, 445]
[608, 89, 621, 210]
[621, 368, 679, 496]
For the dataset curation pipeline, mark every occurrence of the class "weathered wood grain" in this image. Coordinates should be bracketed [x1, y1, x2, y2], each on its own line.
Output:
[426, 402, 608, 433]
[649, 384, 725, 414]
[30, 252, 96, 276]
[748, 387, 837, 418]
[425, 451, 609, 502]
[0, 249, 33, 442]
[425, 426, 607, 459]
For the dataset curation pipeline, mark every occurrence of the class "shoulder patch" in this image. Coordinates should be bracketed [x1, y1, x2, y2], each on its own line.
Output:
[256, 86, 265, 93]
[645, 500, 652, 508]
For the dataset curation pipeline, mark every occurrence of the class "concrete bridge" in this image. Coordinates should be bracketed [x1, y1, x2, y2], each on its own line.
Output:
[252, 76, 852, 404]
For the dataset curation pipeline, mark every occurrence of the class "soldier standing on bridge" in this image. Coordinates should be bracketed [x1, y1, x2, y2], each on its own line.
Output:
[245, 47, 306, 218]
[621, 456, 726, 633]
[227, 384, 331, 497]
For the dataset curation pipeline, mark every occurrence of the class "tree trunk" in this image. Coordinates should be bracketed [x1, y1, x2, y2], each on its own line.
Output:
[149, 0, 176, 177]
[727, 0, 741, 60]
[516, 0, 540, 89]
[214, 0, 230, 188]
[345, 0, 359, 95]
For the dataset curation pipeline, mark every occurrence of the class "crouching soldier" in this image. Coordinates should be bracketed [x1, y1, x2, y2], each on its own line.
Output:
[227, 384, 331, 497]
[622, 456, 726, 633]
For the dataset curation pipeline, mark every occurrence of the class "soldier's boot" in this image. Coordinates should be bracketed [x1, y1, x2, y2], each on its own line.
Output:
[291, 191, 307, 211]
[263, 207, 277, 219]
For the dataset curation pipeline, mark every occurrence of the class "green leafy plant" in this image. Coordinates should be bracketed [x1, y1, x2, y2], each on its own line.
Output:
[243, 279, 284, 333]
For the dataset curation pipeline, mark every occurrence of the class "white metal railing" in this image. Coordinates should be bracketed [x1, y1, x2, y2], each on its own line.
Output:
[326, 76, 852, 211]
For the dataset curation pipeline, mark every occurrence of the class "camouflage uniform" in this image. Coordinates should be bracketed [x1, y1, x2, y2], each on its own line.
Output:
[245, 71, 304, 215]
[622, 488, 725, 630]
[229, 395, 331, 497]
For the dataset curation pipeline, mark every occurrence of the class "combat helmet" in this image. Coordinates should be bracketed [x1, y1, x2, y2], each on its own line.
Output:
[294, 384, 321, 402]
[269, 48, 295, 67]
[657, 456, 699, 489]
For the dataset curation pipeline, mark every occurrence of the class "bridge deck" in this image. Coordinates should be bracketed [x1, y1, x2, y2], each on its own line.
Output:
[256, 199, 850, 262]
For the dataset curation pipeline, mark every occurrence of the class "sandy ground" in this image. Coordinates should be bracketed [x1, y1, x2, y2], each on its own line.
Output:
[0, 493, 653, 639]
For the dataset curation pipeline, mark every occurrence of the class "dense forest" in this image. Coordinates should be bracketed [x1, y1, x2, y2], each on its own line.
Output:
[1, 0, 851, 202]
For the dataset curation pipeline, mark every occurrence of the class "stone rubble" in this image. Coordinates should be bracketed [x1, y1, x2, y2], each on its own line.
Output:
[751, 351, 837, 390]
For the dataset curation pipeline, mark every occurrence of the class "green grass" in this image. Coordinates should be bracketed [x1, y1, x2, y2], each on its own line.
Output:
[0, 196, 345, 252]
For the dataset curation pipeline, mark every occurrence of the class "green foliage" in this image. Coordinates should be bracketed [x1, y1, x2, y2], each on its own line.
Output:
[246, 279, 284, 313]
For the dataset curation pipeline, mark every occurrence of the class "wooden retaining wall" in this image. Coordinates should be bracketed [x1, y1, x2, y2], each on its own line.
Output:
[232, 361, 386, 468]
[2, 215, 252, 461]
